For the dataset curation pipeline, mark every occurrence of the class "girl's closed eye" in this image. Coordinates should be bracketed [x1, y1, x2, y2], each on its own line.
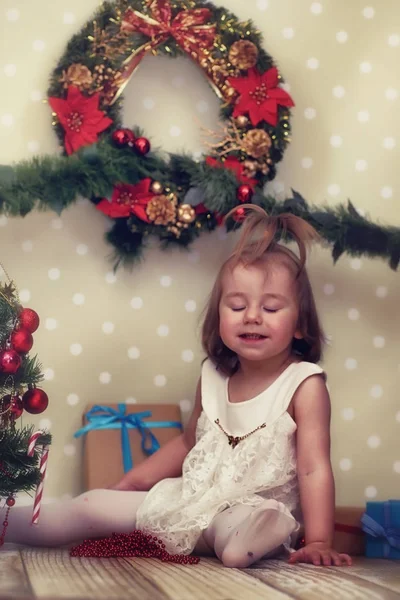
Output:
[264, 307, 279, 313]
[231, 306, 245, 312]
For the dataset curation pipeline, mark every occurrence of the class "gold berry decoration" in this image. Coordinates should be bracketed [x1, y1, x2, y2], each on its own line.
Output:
[242, 160, 258, 177]
[150, 181, 163, 195]
[168, 225, 181, 238]
[224, 86, 237, 99]
[236, 115, 249, 128]
[177, 204, 196, 224]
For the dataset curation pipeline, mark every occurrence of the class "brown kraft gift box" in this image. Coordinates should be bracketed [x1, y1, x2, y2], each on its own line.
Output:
[333, 506, 366, 555]
[79, 403, 183, 490]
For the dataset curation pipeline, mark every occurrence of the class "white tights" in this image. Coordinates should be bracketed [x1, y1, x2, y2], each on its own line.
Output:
[202, 499, 298, 567]
[5, 490, 147, 547]
[5, 491, 297, 568]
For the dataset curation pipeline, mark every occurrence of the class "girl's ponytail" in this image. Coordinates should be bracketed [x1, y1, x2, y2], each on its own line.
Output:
[225, 204, 321, 270]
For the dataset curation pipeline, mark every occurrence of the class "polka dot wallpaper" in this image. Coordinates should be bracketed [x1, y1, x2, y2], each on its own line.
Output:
[0, 0, 399, 507]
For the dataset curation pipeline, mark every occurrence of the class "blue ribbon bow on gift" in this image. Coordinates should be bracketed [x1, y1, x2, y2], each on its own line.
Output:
[361, 503, 400, 557]
[74, 403, 182, 473]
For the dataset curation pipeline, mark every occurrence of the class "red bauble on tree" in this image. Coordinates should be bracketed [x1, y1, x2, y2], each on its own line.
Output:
[133, 137, 151, 155]
[237, 184, 254, 203]
[22, 388, 49, 414]
[19, 308, 40, 333]
[11, 329, 33, 354]
[111, 128, 136, 147]
[0, 349, 21, 374]
[2, 395, 24, 420]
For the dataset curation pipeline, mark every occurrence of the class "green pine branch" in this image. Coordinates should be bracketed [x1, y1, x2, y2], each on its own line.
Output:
[7, 354, 44, 390]
[0, 301, 15, 347]
[0, 426, 51, 497]
[258, 191, 400, 270]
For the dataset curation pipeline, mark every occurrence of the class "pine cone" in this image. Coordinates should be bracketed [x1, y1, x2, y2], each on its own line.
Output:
[146, 195, 177, 225]
[229, 41, 259, 70]
[60, 64, 93, 89]
[242, 129, 272, 158]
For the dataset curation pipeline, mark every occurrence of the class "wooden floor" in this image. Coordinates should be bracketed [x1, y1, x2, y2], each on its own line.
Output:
[1, 545, 400, 600]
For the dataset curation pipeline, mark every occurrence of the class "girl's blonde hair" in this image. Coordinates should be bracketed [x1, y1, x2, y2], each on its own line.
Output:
[201, 205, 326, 375]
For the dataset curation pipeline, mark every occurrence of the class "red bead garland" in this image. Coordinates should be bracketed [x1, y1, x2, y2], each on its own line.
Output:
[0, 463, 15, 546]
[0, 503, 12, 546]
[70, 530, 200, 564]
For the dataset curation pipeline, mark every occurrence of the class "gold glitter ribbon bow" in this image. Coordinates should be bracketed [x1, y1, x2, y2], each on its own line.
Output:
[122, 0, 216, 54]
[111, 0, 216, 104]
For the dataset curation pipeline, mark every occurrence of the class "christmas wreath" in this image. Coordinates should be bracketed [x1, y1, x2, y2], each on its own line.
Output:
[49, 0, 294, 266]
[0, 0, 399, 270]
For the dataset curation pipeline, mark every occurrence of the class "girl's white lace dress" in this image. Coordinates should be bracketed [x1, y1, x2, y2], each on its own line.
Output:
[136, 359, 325, 554]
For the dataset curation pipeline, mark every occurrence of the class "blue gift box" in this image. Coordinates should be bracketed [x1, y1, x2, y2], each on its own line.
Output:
[361, 500, 400, 559]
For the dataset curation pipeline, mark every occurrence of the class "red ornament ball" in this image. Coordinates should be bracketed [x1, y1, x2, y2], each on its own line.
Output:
[6, 497, 15, 507]
[133, 137, 151, 155]
[11, 329, 33, 354]
[11, 396, 23, 419]
[18, 308, 40, 333]
[2, 395, 23, 420]
[237, 184, 254, 203]
[232, 206, 246, 223]
[22, 388, 49, 414]
[111, 128, 135, 147]
[0, 349, 21, 374]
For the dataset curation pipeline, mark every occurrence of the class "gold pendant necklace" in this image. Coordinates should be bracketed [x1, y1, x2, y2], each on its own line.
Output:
[214, 419, 266, 448]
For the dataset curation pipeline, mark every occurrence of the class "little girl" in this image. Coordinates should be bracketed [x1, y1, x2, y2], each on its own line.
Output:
[5, 206, 352, 568]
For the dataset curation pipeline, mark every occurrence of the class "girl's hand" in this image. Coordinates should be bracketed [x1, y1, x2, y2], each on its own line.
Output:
[288, 542, 352, 566]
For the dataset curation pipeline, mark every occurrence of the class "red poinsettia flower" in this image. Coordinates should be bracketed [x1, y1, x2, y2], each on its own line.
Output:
[228, 67, 295, 127]
[96, 178, 153, 221]
[48, 86, 113, 155]
[206, 156, 257, 188]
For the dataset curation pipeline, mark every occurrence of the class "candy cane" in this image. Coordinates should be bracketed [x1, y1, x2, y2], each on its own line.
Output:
[27, 430, 43, 457]
[27, 431, 49, 525]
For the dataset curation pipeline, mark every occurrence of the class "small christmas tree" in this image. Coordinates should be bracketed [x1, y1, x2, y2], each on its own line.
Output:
[0, 267, 51, 542]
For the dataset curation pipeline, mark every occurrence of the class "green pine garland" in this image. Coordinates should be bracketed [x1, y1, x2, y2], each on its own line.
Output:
[0, 0, 398, 271]
[0, 142, 399, 270]
[257, 192, 400, 270]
